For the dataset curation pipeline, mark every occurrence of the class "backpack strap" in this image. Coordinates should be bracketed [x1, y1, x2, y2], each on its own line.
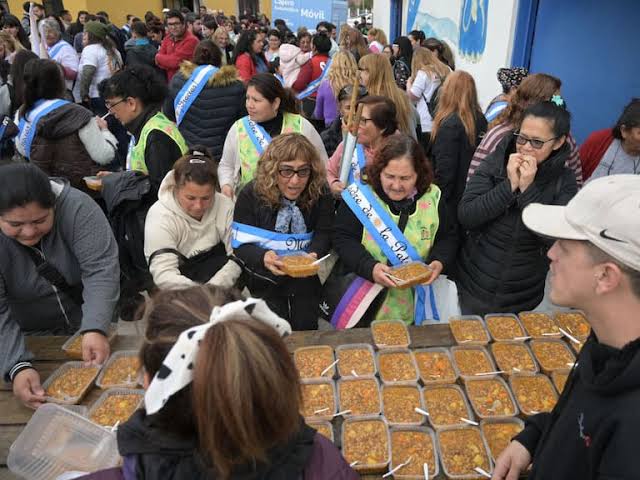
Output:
[23, 246, 84, 305]
[148, 248, 188, 267]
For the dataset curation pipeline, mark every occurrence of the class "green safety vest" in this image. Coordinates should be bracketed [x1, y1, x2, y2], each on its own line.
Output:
[235, 112, 303, 189]
[129, 112, 188, 174]
[361, 186, 441, 325]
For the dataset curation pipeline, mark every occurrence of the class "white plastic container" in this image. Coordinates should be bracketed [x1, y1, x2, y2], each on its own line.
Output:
[8, 403, 120, 480]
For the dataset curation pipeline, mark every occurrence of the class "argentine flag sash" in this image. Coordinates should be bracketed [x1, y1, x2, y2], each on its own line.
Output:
[242, 116, 272, 156]
[231, 222, 313, 254]
[340, 182, 440, 325]
[17, 99, 70, 159]
[48, 40, 71, 61]
[174, 65, 219, 125]
[275, 73, 285, 86]
[347, 143, 367, 185]
[296, 58, 332, 100]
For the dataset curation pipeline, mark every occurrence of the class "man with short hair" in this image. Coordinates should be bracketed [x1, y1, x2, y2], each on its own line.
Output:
[494, 174, 640, 479]
[155, 9, 199, 82]
[22, 1, 44, 36]
[121, 14, 136, 38]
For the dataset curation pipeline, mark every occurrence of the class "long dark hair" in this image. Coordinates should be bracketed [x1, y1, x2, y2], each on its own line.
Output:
[393, 36, 413, 65]
[20, 59, 66, 117]
[247, 73, 298, 114]
[1, 14, 30, 50]
[233, 30, 261, 66]
[613, 98, 640, 140]
[10, 50, 38, 111]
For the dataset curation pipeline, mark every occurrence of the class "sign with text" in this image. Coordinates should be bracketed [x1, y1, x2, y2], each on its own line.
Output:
[272, 0, 347, 31]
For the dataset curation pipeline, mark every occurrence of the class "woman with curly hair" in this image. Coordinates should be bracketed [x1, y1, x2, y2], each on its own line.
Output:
[313, 50, 357, 125]
[332, 133, 458, 326]
[358, 53, 416, 137]
[232, 133, 333, 330]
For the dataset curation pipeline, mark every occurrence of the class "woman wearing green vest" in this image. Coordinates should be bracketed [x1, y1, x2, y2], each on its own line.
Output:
[98, 65, 188, 195]
[218, 73, 327, 199]
[331, 134, 458, 326]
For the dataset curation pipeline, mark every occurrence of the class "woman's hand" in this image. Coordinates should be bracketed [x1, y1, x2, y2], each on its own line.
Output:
[82, 331, 110, 366]
[372, 263, 398, 288]
[492, 440, 532, 480]
[12, 368, 45, 410]
[264, 250, 286, 276]
[96, 171, 112, 178]
[422, 260, 443, 285]
[330, 180, 346, 196]
[221, 184, 234, 199]
[518, 155, 538, 192]
[506, 153, 523, 192]
[95, 116, 108, 131]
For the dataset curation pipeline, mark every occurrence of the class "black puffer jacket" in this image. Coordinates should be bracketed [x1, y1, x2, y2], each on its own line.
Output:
[164, 62, 246, 159]
[455, 134, 577, 313]
[432, 111, 487, 219]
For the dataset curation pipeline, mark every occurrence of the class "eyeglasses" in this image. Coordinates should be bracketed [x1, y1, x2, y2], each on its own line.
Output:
[167, 21, 182, 27]
[358, 68, 368, 72]
[278, 166, 312, 178]
[359, 117, 373, 126]
[105, 98, 128, 110]
[513, 132, 557, 149]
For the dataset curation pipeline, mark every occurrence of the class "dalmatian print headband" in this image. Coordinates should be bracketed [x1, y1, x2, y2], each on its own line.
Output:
[145, 298, 292, 414]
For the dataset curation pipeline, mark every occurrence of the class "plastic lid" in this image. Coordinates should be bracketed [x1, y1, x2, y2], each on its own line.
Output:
[8, 404, 120, 480]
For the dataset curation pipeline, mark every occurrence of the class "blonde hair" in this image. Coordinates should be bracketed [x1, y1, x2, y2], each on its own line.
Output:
[339, 25, 368, 60]
[0, 31, 24, 54]
[431, 70, 482, 145]
[254, 133, 327, 211]
[368, 27, 387, 46]
[213, 27, 229, 43]
[327, 50, 357, 98]
[359, 53, 413, 135]
[410, 47, 449, 83]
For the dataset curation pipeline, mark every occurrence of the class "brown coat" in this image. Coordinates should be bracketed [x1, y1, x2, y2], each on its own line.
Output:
[30, 103, 101, 193]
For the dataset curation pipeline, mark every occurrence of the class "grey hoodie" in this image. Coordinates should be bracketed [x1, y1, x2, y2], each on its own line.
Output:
[0, 179, 120, 380]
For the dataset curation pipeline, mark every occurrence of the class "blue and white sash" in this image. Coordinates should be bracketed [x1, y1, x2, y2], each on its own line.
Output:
[274, 73, 285, 86]
[174, 65, 219, 125]
[17, 99, 70, 159]
[341, 182, 439, 324]
[242, 116, 272, 156]
[296, 58, 332, 100]
[231, 222, 313, 254]
[347, 143, 367, 185]
[48, 40, 71, 61]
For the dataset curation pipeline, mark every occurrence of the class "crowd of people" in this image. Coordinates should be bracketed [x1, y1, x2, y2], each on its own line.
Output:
[0, 3, 639, 479]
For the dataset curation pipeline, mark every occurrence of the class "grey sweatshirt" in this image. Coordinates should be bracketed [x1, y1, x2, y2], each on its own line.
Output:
[0, 179, 120, 381]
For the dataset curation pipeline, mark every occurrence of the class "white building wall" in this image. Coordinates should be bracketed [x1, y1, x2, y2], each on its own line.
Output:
[374, 0, 520, 110]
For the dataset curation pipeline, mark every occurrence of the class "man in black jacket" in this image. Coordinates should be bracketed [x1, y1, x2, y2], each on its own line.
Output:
[493, 174, 640, 479]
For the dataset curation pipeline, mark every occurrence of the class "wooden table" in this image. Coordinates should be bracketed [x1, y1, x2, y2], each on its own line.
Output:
[0, 325, 454, 480]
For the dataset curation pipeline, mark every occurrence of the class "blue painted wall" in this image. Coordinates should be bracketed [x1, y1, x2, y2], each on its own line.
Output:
[526, 0, 640, 144]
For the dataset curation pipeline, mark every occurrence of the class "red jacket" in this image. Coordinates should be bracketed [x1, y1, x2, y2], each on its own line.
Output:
[235, 52, 268, 84]
[293, 54, 329, 97]
[155, 30, 199, 82]
[579, 128, 614, 180]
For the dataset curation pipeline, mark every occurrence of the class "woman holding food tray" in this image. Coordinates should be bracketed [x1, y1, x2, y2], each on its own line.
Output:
[329, 133, 458, 327]
[231, 133, 333, 331]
